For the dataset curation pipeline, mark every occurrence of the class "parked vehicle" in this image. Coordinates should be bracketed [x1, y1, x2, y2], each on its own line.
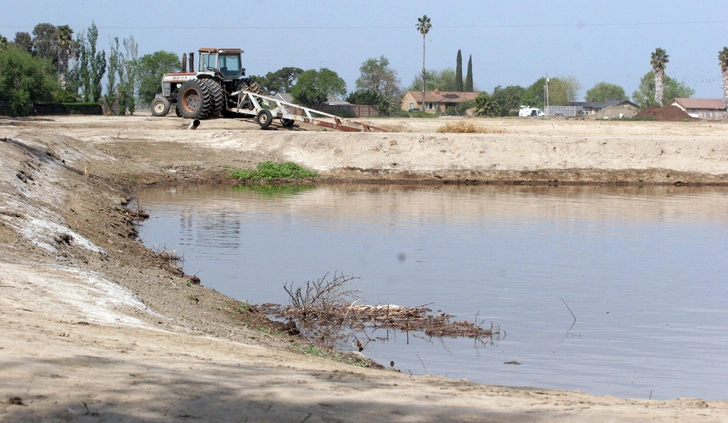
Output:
[518, 106, 545, 117]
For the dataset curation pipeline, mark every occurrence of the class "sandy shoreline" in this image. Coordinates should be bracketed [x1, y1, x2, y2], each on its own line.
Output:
[1, 114, 727, 422]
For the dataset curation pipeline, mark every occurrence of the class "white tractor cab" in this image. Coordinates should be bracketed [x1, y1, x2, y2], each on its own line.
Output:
[518, 106, 545, 117]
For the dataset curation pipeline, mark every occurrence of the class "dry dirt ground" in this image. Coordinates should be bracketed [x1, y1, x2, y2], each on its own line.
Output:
[1, 113, 727, 422]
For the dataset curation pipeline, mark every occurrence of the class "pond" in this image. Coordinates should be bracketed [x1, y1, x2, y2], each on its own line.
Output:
[136, 183, 728, 401]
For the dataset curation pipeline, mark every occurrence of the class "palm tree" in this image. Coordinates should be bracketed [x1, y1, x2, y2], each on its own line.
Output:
[719, 47, 728, 111]
[650, 48, 669, 107]
[416, 15, 432, 111]
[57, 25, 75, 88]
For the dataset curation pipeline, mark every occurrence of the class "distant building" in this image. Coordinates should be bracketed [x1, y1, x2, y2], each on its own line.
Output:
[569, 100, 639, 115]
[401, 90, 479, 114]
[669, 98, 727, 120]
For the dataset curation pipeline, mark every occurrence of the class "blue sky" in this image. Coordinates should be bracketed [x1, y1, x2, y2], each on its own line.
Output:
[2, 0, 727, 99]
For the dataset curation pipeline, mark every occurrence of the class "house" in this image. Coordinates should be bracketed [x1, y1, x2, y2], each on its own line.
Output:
[401, 90, 479, 114]
[669, 98, 727, 120]
[569, 100, 639, 115]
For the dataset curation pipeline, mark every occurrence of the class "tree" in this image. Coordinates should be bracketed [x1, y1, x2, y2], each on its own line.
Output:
[77, 22, 106, 102]
[136, 50, 180, 105]
[473, 92, 497, 117]
[346, 89, 393, 115]
[56, 25, 76, 85]
[585, 82, 628, 102]
[416, 15, 432, 109]
[525, 75, 582, 107]
[465, 55, 473, 92]
[522, 77, 547, 109]
[121, 36, 138, 114]
[254, 67, 303, 94]
[407, 68, 457, 92]
[32, 23, 58, 61]
[549, 75, 583, 105]
[291, 68, 346, 106]
[0, 35, 7, 51]
[104, 37, 122, 114]
[355, 56, 401, 98]
[650, 48, 669, 106]
[13, 32, 32, 54]
[0, 47, 58, 116]
[631, 71, 694, 109]
[491, 85, 525, 116]
[455, 50, 463, 92]
[719, 47, 728, 111]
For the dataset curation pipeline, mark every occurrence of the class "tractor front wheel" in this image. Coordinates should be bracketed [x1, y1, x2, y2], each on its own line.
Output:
[256, 109, 273, 129]
[151, 97, 170, 116]
[281, 118, 295, 128]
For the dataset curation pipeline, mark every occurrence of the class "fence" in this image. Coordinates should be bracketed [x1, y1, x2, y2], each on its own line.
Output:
[320, 104, 379, 118]
[544, 105, 582, 117]
[0, 102, 102, 116]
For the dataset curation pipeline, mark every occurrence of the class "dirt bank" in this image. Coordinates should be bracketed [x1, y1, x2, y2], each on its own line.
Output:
[1, 114, 727, 422]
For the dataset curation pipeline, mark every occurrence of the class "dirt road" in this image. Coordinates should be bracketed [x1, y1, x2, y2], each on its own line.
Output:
[1, 114, 726, 422]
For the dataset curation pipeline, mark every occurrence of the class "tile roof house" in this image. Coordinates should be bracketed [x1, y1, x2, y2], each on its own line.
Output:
[669, 98, 727, 120]
[401, 90, 479, 114]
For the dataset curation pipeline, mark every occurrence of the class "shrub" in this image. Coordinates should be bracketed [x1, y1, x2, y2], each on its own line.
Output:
[230, 161, 318, 182]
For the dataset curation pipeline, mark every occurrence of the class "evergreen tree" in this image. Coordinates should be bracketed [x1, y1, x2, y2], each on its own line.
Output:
[455, 50, 463, 91]
[465, 55, 473, 92]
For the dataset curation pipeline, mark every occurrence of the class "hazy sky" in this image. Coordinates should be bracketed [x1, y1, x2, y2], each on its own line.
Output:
[3, 0, 727, 99]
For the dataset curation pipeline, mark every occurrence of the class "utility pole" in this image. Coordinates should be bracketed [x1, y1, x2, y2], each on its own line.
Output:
[545, 74, 550, 116]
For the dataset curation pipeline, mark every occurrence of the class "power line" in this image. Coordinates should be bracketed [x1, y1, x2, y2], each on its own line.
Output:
[1, 20, 727, 31]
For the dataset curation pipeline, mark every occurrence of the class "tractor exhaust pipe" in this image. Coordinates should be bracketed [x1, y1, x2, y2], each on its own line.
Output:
[188, 119, 200, 130]
[181, 53, 187, 73]
[189, 52, 195, 72]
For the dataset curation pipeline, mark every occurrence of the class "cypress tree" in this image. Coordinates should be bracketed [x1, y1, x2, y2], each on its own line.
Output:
[455, 50, 463, 91]
[465, 55, 473, 92]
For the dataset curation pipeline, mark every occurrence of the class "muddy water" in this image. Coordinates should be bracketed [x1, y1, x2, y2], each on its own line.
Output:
[136, 184, 728, 401]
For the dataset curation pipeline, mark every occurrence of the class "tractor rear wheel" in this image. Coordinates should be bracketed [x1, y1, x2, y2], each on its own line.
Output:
[256, 109, 273, 129]
[177, 79, 213, 119]
[151, 97, 170, 116]
[201, 79, 224, 117]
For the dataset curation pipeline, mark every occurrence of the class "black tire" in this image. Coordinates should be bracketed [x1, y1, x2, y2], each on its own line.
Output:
[201, 79, 224, 117]
[248, 80, 263, 95]
[239, 79, 263, 95]
[256, 109, 273, 129]
[151, 97, 170, 117]
[281, 118, 295, 128]
[177, 79, 213, 119]
[175, 104, 182, 117]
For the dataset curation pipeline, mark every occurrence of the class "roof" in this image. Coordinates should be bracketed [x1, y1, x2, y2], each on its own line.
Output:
[406, 91, 479, 103]
[670, 98, 725, 110]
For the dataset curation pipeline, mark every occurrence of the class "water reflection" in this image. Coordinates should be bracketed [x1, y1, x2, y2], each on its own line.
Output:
[136, 184, 728, 401]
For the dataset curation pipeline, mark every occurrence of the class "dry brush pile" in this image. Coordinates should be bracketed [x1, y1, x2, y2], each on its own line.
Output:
[259, 272, 501, 351]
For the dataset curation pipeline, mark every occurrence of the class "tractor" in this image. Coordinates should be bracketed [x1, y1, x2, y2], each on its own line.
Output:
[150, 48, 262, 120]
[151, 48, 384, 131]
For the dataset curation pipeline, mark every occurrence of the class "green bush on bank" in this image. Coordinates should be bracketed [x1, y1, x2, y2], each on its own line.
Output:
[230, 162, 318, 182]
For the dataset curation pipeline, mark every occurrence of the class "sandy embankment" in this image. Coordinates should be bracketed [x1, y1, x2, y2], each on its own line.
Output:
[0, 115, 727, 422]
